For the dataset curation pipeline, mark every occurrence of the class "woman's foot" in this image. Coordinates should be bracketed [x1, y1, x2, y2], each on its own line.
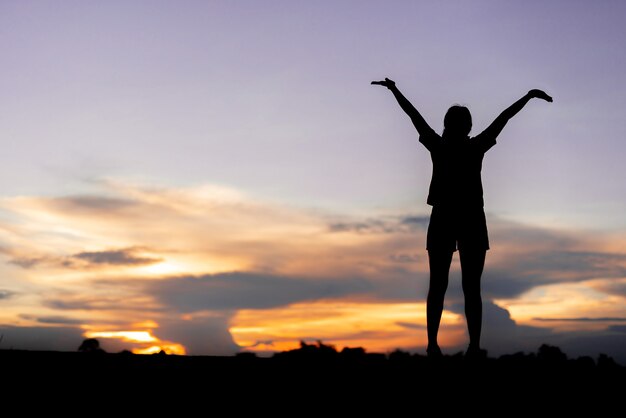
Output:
[465, 345, 487, 359]
[427, 345, 443, 358]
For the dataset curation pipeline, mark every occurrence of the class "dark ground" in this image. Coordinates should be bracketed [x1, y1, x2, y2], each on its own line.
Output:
[2, 343, 624, 411]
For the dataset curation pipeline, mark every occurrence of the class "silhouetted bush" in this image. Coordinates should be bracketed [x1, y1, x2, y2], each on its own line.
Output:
[597, 353, 620, 369]
[78, 338, 105, 354]
[388, 349, 411, 363]
[537, 344, 567, 363]
[273, 340, 340, 363]
[573, 355, 595, 369]
[340, 346, 366, 359]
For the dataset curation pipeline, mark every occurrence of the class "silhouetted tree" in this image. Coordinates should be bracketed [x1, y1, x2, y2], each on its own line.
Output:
[537, 344, 567, 362]
[388, 349, 411, 363]
[274, 340, 339, 361]
[340, 346, 366, 360]
[597, 353, 619, 369]
[574, 355, 595, 369]
[78, 338, 105, 353]
[299, 340, 337, 355]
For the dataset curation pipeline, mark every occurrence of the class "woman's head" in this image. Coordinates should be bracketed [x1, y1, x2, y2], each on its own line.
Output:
[443, 105, 472, 138]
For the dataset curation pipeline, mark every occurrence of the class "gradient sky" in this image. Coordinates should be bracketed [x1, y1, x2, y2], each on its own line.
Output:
[1, 1, 625, 362]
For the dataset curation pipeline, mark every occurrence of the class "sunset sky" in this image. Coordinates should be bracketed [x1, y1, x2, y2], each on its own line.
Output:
[1, 1, 625, 362]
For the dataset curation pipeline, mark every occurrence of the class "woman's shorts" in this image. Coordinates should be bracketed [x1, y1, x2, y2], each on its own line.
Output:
[426, 206, 490, 253]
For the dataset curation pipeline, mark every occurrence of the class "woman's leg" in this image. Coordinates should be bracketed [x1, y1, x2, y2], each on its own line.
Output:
[459, 248, 486, 352]
[427, 250, 454, 355]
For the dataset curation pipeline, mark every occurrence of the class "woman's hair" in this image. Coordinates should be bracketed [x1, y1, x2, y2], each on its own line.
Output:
[443, 105, 472, 137]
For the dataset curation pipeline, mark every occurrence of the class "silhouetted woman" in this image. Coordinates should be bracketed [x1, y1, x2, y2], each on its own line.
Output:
[372, 77, 552, 357]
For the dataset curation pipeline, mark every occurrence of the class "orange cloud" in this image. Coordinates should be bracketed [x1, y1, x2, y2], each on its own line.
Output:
[231, 301, 465, 354]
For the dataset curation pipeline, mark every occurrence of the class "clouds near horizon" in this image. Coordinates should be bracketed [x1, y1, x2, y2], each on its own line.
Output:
[0, 180, 624, 362]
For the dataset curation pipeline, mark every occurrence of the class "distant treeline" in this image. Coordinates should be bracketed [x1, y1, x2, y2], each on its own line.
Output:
[1, 340, 624, 408]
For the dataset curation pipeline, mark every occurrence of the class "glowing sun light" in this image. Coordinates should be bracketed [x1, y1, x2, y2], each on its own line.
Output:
[84, 330, 157, 343]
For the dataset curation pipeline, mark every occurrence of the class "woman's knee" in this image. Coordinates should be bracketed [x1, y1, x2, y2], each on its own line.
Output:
[462, 281, 481, 299]
[429, 279, 448, 296]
